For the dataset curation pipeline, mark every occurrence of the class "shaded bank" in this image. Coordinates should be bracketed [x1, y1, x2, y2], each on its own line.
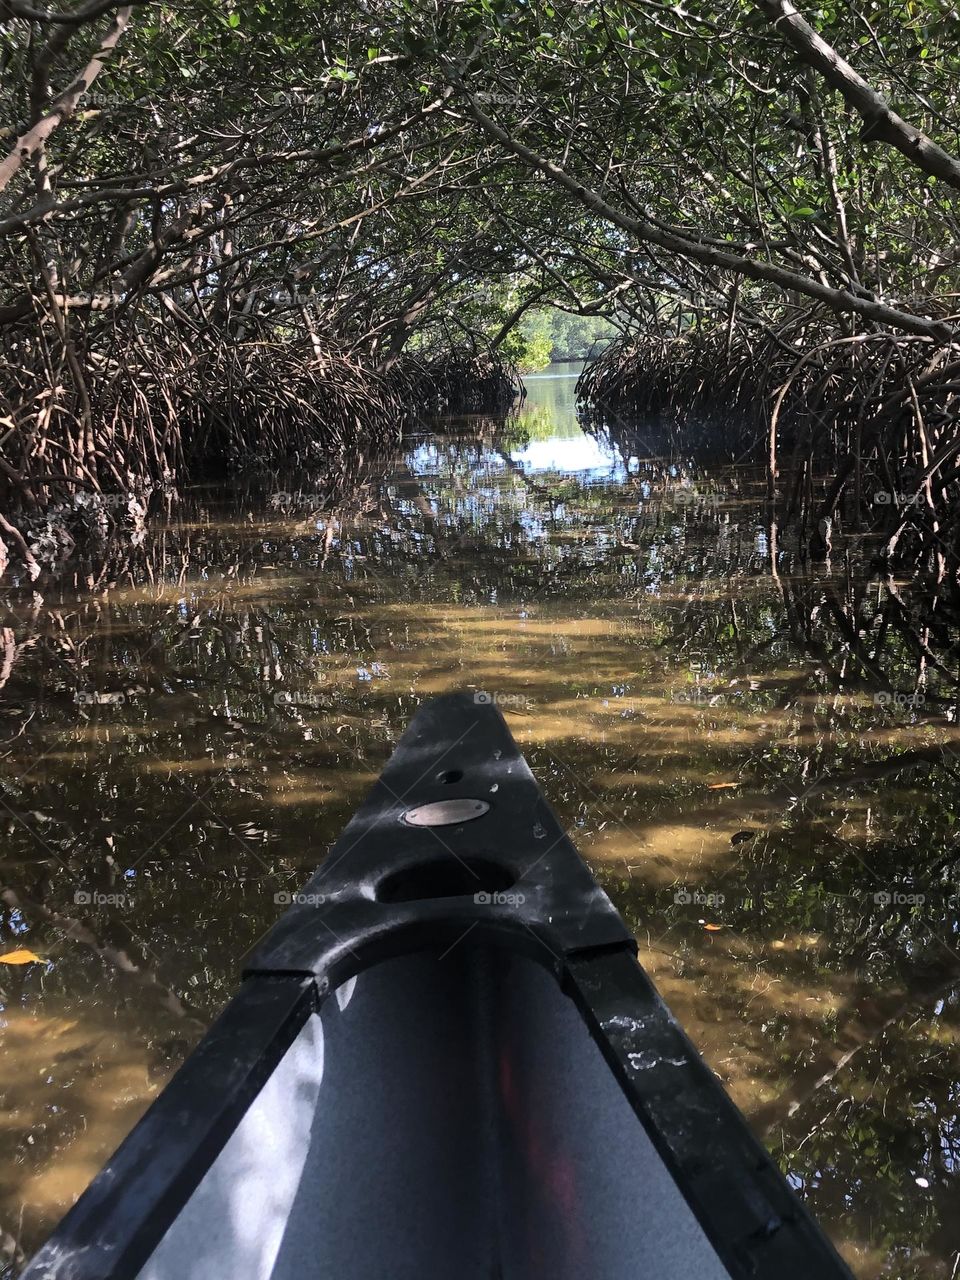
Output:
[579, 330, 960, 592]
[0, 345, 520, 583]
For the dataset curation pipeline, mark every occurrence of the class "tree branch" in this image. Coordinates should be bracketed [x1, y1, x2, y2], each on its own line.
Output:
[455, 88, 953, 342]
[0, 5, 133, 194]
[755, 0, 960, 192]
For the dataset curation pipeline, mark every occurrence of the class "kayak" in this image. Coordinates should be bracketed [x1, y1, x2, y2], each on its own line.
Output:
[21, 692, 852, 1280]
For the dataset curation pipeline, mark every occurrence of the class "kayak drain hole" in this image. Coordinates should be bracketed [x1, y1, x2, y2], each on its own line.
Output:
[436, 769, 463, 784]
[376, 857, 516, 903]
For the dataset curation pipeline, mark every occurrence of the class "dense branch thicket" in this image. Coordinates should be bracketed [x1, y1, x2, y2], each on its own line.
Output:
[0, 0, 532, 571]
[427, 0, 960, 581]
[581, 325, 960, 581]
[2, 0, 960, 577]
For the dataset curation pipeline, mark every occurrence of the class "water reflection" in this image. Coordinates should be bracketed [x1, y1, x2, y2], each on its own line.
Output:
[0, 365, 958, 1277]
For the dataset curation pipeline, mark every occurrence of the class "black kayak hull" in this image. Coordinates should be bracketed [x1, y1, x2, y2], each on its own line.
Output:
[21, 693, 852, 1280]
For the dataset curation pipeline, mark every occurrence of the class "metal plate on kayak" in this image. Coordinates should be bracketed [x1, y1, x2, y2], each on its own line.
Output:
[401, 799, 490, 827]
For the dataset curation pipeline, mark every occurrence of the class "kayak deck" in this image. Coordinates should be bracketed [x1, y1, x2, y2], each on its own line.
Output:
[22, 692, 852, 1280]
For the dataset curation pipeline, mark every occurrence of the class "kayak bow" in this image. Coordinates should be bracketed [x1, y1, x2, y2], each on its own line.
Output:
[21, 692, 852, 1280]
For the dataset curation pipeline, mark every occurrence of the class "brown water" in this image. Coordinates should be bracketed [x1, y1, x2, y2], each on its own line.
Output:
[1, 365, 959, 1277]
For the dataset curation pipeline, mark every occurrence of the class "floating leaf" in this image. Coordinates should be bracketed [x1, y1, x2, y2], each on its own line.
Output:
[0, 948, 42, 965]
[707, 782, 738, 790]
[702, 923, 724, 932]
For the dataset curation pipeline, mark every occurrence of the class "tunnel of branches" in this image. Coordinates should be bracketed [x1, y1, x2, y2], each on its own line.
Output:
[1, 0, 960, 603]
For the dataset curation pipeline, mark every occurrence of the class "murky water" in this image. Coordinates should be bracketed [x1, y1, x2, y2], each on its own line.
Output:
[1, 365, 959, 1277]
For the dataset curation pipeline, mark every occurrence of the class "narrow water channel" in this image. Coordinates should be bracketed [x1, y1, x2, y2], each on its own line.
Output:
[1, 365, 958, 1277]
